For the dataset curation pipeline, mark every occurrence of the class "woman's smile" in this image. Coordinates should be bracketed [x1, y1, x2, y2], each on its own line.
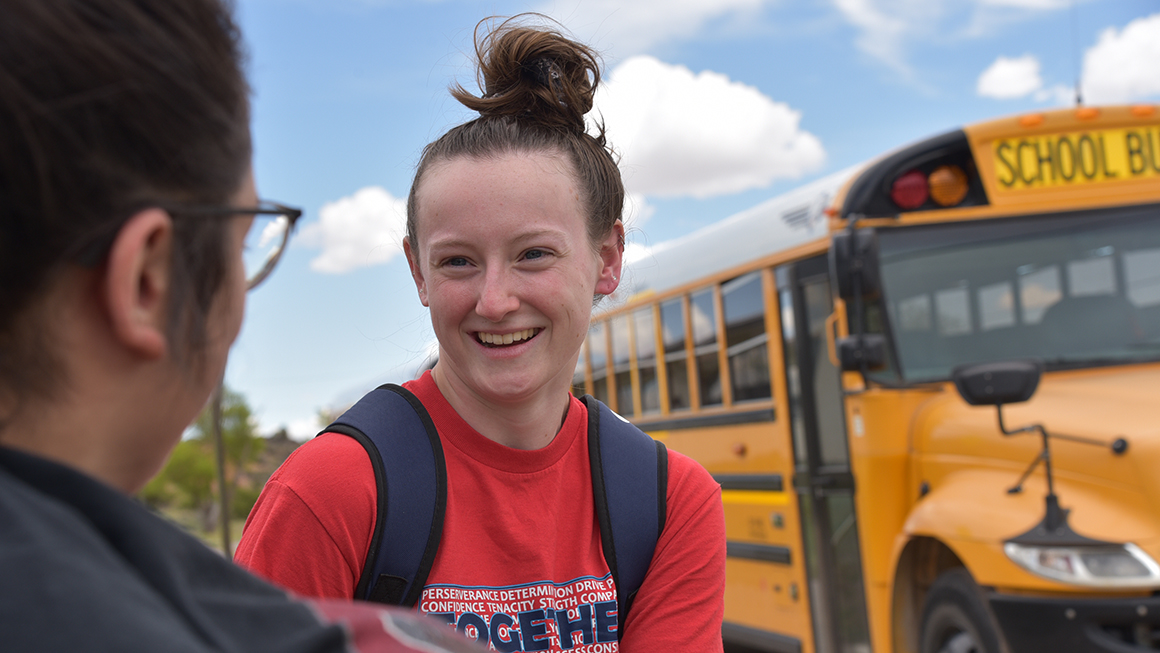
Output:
[474, 328, 542, 347]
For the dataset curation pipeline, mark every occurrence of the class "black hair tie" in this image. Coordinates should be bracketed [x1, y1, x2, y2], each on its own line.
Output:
[525, 57, 567, 107]
[526, 57, 559, 88]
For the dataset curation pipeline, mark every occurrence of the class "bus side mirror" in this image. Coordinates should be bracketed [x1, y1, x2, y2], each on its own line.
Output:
[837, 334, 887, 372]
[951, 360, 1042, 406]
[831, 229, 882, 301]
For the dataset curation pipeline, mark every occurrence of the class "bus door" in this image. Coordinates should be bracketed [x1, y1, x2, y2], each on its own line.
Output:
[776, 255, 872, 653]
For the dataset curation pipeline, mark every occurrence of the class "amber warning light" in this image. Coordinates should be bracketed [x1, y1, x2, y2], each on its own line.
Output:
[890, 165, 970, 211]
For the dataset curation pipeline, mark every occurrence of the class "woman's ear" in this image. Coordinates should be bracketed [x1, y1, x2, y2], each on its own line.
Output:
[104, 208, 174, 359]
[594, 221, 625, 296]
[403, 237, 429, 307]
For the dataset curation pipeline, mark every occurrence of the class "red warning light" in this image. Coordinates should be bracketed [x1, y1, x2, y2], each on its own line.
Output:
[890, 170, 928, 210]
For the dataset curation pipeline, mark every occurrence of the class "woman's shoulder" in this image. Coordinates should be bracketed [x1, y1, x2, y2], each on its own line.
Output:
[664, 447, 722, 502]
[268, 432, 375, 501]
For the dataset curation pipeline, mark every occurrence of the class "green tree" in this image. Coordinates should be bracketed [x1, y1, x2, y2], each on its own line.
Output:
[193, 386, 265, 506]
[140, 386, 265, 532]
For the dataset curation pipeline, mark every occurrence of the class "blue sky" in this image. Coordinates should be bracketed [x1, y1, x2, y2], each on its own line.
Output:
[226, 0, 1160, 438]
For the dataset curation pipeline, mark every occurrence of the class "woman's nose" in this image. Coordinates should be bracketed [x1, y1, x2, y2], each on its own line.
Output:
[475, 268, 520, 321]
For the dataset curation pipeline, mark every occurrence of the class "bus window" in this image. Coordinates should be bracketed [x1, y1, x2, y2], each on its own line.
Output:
[1018, 265, 1061, 324]
[898, 294, 932, 332]
[1126, 247, 1160, 307]
[934, 283, 971, 336]
[634, 307, 660, 414]
[660, 298, 690, 411]
[572, 339, 587, 397]
[691, 287, 722, 406]
[722, 271, 771, 401]
[1068, 252, 1116, 296]
[978, 281, 1016, 331]
[589, 321, 609, 404]
[611, 315, 633, 415]
[878, 205, 1160, 380]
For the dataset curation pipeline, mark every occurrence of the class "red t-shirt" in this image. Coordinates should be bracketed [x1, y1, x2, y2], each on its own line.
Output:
[236, 372, 725, 652]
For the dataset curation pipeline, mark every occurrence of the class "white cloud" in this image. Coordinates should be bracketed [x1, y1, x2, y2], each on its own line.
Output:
[622, 241, 651, 266]
[976, 54, 1074, 105]
[299, 186, 407, 274]
[977, 54, 1042, 99]
[540, 0, 766, 58]
[833, 0, 918, 74]
[285, 416, 321, 442]
[834, 0, 1081, 75]
[623, 192, 656, 228]
[1082, 13, 1160, 104]
[596, 56, 825, 199]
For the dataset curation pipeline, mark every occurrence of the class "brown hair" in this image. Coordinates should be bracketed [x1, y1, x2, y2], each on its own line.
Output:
[0, 0, 251, 410]
[406, 14, 624, 249]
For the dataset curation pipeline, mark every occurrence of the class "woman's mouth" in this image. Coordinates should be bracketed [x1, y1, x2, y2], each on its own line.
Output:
[476, 328, 541, 348]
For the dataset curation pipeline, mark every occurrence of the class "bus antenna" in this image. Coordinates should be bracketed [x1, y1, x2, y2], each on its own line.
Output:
[1070, 0, 1083, 106]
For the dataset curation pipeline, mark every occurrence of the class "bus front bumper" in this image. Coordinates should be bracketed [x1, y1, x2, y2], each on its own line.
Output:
[989, 592, 1160, 652]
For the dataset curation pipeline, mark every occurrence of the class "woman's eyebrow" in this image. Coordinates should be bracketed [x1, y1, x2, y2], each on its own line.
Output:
[427, 228, 570, 251]
[507, 228, 571, 245]
[425, 237, 476, 251]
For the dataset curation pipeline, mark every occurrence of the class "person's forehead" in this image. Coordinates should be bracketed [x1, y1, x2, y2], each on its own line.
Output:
[426, 150, 576, 185]
[416, 152, 585, 234]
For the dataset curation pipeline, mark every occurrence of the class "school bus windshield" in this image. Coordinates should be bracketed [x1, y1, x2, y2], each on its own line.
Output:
[876, 203, 1160, 381]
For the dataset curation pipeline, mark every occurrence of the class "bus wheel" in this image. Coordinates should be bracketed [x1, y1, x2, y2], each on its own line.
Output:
[919, 568, 1002, 653]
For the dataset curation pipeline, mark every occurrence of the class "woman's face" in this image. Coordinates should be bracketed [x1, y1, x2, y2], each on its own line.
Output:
[406, 151, 622, 407]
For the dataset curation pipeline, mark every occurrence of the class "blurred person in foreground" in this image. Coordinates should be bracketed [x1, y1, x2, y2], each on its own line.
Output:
[0, 1, 481, 651]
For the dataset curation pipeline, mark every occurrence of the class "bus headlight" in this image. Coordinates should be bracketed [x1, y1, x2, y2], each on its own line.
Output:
[1004, 542, 1160, 588]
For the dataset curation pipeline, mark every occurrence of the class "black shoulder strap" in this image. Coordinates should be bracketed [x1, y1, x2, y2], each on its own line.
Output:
[324, 383, 446, 606]
[584, 395, 668, 638]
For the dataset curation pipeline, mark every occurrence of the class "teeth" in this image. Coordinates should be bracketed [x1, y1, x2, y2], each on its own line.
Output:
[478, 328, 539, 345]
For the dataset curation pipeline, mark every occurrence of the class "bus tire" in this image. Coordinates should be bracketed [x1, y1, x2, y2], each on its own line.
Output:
[919, 568, 1003, 653]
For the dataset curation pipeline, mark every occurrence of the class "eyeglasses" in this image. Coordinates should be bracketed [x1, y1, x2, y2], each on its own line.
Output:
[164, 201, 302, 290]
[241, 202, 302, 290]
[75, 200, 302, 291]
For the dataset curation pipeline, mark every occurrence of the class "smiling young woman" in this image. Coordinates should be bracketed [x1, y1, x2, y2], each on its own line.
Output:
[236, 15, 725, 652]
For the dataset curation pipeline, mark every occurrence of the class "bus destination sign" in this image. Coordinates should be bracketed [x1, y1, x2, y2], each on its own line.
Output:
[992, 126, 1160, 191]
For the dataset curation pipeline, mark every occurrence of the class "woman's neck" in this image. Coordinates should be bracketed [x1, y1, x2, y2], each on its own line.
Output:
[430, 366, 571, 450]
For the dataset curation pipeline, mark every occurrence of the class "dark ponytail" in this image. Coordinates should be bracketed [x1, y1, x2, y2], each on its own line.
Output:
[406, 14, 623, 248]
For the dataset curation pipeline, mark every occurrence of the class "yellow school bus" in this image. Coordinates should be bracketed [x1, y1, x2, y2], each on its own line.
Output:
[576, 105, 1160, 653]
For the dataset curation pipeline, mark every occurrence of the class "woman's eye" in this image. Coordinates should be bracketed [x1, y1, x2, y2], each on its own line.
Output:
[445, 257, 469, 267]
[523, 249, 547, 261]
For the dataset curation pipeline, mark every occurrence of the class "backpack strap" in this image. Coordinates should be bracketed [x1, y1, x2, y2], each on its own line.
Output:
[584, 395, 668, 638]
[324, 383, 446, 607]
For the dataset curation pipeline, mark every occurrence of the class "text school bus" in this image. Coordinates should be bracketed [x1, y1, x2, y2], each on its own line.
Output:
[576, 105, 1160, 653]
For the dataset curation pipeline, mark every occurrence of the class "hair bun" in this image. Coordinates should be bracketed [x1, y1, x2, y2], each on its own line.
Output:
[452, 15, 601, 134]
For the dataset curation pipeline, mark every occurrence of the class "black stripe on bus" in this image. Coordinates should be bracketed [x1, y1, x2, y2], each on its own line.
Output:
[638, 408, 775, 433]
[722, 622, 802, 653]
[714, 474, 783, 492]
[727, 541, 791, 565]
